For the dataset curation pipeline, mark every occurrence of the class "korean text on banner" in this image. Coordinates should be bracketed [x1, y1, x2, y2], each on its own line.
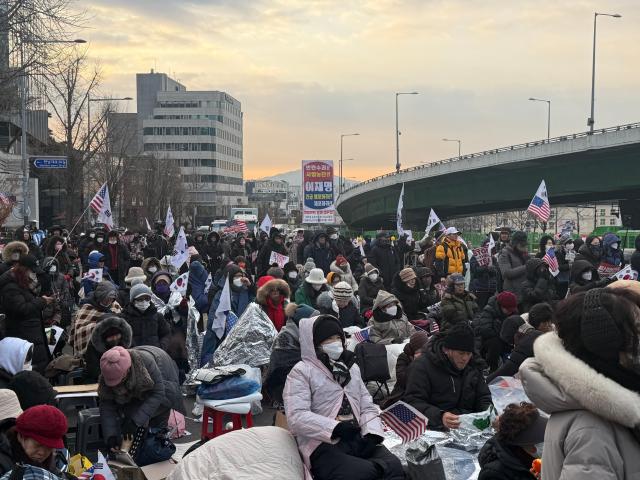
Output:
[302, 160, 335, 224]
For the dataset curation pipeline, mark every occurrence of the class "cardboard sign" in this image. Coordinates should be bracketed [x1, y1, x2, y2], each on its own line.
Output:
[269, 251, 289, 268]
[472, 246, 491, 267]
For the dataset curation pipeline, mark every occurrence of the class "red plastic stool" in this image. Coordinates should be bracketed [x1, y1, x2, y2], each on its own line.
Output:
[201, 405, 254, 440]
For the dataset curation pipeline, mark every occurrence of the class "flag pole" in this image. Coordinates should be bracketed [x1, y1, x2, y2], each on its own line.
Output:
[52, 202, 93, 262]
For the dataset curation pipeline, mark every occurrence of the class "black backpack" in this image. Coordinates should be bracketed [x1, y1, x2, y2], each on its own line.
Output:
[354, 342, 390, 383]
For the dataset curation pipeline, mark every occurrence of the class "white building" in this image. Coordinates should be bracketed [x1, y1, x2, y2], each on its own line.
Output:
[138, 71, 246, 224]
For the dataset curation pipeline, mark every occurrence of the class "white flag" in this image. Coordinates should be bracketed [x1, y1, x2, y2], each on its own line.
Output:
[83, 268, 103, 283]
[170, 226, 189, 268]
[170, 272, 189, 295]
[93, 452, 116, 480]
[425, 209, 442, 233]
[213, 275, 231, 339]
[396, 183, 405, 236]
[204, 272, 213, 294]
[260, 213, 272, 234]
[488, 234, 496, 255]
[145, 217, 152, 232]
[164, 205, 175, 238]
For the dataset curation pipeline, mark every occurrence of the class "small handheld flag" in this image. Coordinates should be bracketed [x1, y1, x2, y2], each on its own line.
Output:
[380, 401, 428, 443]
[82, 268, 103, 283]
[213, 275, 232, 339]
[164, 205, 175, 238]
[260, 213, 272, 234]
[170, 272, 189, 295]
[170, 226, 189, 268]
[425, 209, 443, 233]
[527, 180, 551, 222]
[396, 183, 405, 236]
[542, 247, 560, 277]
[352, 327, 371, 344]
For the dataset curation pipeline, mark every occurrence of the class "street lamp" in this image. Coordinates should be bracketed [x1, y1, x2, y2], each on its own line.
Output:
[20, 37, 86, 223]
[442, 138, 461, 160]
[529, 97, 551, 140]
[395, 92, 419, 173]
[588, 12, 621, 134]
[339, 133, 359, 195]
[87, 95, 134, 144]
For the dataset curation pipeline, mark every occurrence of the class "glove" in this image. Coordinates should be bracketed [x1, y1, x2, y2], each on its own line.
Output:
[331, 421, 361, 440]
[106, 435, 122, 449]
[122, 418, 139, 436]
[357, 434, 382, 458]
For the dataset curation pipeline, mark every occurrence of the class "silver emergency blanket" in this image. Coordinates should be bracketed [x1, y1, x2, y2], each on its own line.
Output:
[186, 296, 204, 374]
[212, 302, 277, 367]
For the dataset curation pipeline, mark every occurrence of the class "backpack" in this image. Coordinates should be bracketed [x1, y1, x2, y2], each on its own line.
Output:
[354, 342, 390, 383]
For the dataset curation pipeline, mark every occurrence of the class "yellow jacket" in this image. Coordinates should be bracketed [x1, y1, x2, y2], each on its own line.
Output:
[435, 238, 466, 275]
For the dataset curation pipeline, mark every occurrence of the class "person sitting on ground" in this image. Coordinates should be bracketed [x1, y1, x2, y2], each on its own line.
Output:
[518, 258, 557, 312]
[478, 402, 547, 480]
[121, 284, 171, 349]
[0, 389, 23, 475]
[440, 273, 479, 331]
[141, 257, 162, 286]
[358, 264, 384, 314]
[403, 324, 492, 430]
[568, 259, 612, 295]
[392, 267, 428, 319]
[329, 282, 364, 329]
[473, 291, 519, 373]
[283, 315, 404, 480]
[368, 290, 414, 345]
[330, 255, 358, 292]
[256, 276, 290, 332]
[295, 268, 330, 309]
[382, 331, 430, 409]
[83, 315, 133, 384]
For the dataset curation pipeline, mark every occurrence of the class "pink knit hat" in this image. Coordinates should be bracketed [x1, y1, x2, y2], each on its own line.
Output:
[100, 346, 132, 386]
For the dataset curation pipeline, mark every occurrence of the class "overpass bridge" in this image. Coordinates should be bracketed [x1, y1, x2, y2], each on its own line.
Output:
[336, 122, 640, 230]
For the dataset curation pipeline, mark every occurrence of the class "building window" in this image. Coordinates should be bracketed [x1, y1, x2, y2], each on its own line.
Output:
[599, 209, 605, 216]
[600, 218, 605, 226]
[610, 218, 617, 226]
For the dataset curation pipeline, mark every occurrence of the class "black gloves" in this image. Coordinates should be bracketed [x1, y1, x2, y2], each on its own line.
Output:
[122, 418, 139, 436]
[357, 434, 383, 458]
[331, 421, 361, 440]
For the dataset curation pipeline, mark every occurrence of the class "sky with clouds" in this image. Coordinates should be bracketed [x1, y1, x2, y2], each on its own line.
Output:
[82, 0, 640, 180]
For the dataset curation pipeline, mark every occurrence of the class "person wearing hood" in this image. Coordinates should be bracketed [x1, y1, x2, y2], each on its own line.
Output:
[519, 283, 640, 480]
[534, 235, 555, 259]
[302, 232, 335, 276]
[256, 277, 290, 332]
[518, 258, 557, 313]
[470, 237, 500, 309]
[83, 316, 133, 384]
[264, 304, 318, 404]
[358, 264, 384, 314]
[190, 231, 208, 255]
[391, 267, 431, 320]
[229, 235, 254, 273]
[283, 261, 301, 300]
[295, 268, 330, 309]
[99, 346, 185, 455]
[478, 402, 547, 480]
[100, 231, 130, 286]
[601, 232, 625, 268]
[574, 235, 602, 268]
[330, 255, 358, 292]
[0, 255, 52, 374]
[568, 259, 612, 295]
[440, 273, 479, 331]
[40, 257, 73, 328]
[71, 281, 121, 357]
[403, 324, 492, 431]
[121, 284, 171, 350]
[381, 331, 430, 409]
[0, 241, 28, 275]
[415, 266, 439, 309]
[15, 228, 43, 262]
[81, 250, 115, 296]
[0, 338, 34, 389]
[150, 271, 172, 303]
[368, 290, 414, 345]
[283, 315, 404, 480]
[44, 235, 72, 277]
[473, 291, 519, 372]
[143, 230, 170, 260]
[204, 231, 224, 275]
[187, 258, 210, 314]
[435, 227, 468, 277]
[117, 266, 147, 308]
[141, 257, 162, 285]
[368, 232, 399, 291]
[555, 236, 576, 299]
[256, 231, 288, 278]
[498, 231, 530, 294]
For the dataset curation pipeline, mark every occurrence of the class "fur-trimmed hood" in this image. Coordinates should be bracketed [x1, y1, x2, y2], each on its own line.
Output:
[90, 315, 133, 353]
[141, 257, 162, 273]
[520, 332, 640, 430]
[256, 278, 290, 305]
[2, 241, 28, 263]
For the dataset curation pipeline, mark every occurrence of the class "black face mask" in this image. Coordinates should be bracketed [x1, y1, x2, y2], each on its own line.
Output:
[590, 245, 602, 258]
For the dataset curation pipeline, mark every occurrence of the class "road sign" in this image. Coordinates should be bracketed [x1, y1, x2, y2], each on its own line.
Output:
[32, 157, 67, 169]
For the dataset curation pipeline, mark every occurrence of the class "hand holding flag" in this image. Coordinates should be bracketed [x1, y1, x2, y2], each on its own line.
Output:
[542, 247, 560, 277]
[380, 401, 428, 443]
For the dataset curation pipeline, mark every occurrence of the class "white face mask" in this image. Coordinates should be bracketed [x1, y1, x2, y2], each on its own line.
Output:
[582, 271, 593, 281]
[89, 233, 96, 239]
[49, 265, 57, 274]
[28, 272, 38, 281]
[330, 234, 338, 240]
[135, 300, 151, 311]
[108, 239, 117, 245]
[611, 243, 619, 250]
[321, 341, 343, 360]
[369, 273, 379, 282]
[312, 284, 323, 291]
[565, 244, 574, 251]
[148, 266, 158, 273]
[545, 245, 553, 252]
[331, 300, 339, 313]
[385, 305, 398, 316]
[233, 278, 243, 288]
[288, 271, 298, 280]
[96, 238, 104, 243]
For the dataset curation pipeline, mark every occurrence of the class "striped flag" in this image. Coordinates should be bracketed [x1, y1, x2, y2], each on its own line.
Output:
[352, 327, 371, 343]
[223, 220, 249, 234]
[90, 183, 114, 230]
[380, 401, 428, 443]
[89, 183, 107, 214]
[527, 180, 551, 222]
[542, 247, 560, 277]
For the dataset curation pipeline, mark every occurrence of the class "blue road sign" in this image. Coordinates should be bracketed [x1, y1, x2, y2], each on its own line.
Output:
[32, 157, 68, 169]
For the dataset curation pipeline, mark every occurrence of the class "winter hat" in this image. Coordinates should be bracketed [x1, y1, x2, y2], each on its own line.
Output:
[372, 290, 398, 311]
[94, 281, 117, 304]
[124, 267, 147, 285]
[15, 405, 67, 449]
[528, 303, 553, 329]
[257, 275, 275, 289]
[130, 283, 153, 301]
[312, 315, 343, 347]
[399, 267, 417, 283]
[500, 315, 525, 344]
[335, 255, 348, 267]
[1, 241, 28, 262]
[283, 261, 298, 275]
[293, 305, 319, 326]
[100, 346, 132, 387]
[333, 282, 353, 301]
[19, 254, 44, 274]
[581, 288, 624, 361]
[443, 324, 475, 353]
[0, 389, 22, 421]
[303, 258, 316, 273]
[326, 272, 340, 285]
[9, 371, 56, 410]
[404, 331, 429, 357]
[0, 337, 33, 375]
[305, 268, 327, 285]
[266, 266, 285, 279]
[511, 231, 528, 246]
[496, 291, 518, 315]
[364, 264, 379, 275]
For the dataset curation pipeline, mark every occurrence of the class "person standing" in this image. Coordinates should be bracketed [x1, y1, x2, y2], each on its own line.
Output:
[498, 231, 530, 294]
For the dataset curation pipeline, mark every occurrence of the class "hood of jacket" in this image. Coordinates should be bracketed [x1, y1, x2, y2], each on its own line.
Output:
[520, 332, 640, 430]
[478, 437, 533, 474]
[256, 278, 290, 305]
[0, 337, 33, 375]
[577, 243, 597, 262]
[90, 315, 133, 353]
[207, 231, 220, 244]
[312, 231, 329, 247]
[316, 291, 334, 313]
[141, 257, 162, 272]
[525, 258, 545, 281]
[603, 233, 621, 249]
[298, 315, 343, 367]
[1, 241, 28, 263]
[88, 250, 105, 268]
[570, 259, 597, 283]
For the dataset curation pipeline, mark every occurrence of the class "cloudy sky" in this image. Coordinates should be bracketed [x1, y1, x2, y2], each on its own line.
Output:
[83, 0, 640, 180]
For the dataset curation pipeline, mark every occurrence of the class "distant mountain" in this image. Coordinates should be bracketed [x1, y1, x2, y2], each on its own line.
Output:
[260, 169, 360, 189]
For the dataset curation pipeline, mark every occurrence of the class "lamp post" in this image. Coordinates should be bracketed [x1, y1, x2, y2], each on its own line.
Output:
[20, 37, 86, 224]
[528, 97, 551, 140]
[87, 95, 133, 147]
[395, 91, 418, 173]
[442, 138, 461, 160]
[588, 12, 621, 134]
[339, 133, 359, 195]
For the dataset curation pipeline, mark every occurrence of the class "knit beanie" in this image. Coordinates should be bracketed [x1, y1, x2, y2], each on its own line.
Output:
[404, 331, 429, 357]
[130, 283, 152, 302]
[496, 291, 518, 315]
[333, 281, 353, 301]
[100, 346, 132, 387]
[443, 324, 475, 353]
[335, 255, 348, 267]
[303, 258, 316, 273]
[399, 267, 417, 283]
[313, 315, 344, 347]
[0, 389, 22, 421]
[528, 303, 553, 329]
[364, 264, 378, 274]
[292, 304, 319, 326]
[94, 281, 117, 304]
[372, 290, 398, 311]
[581, 289, 624, 361]
[266, 266, 285, 279]
[16, 405, 67, 449]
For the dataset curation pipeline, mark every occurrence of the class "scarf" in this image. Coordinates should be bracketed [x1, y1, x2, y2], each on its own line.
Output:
[265, 297, 286, 332]
[329, 358, 351, 387]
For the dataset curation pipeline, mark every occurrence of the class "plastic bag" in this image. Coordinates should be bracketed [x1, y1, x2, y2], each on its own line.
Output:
[168, 409, 187, 439]
[445, 407, 495, 453]
[488, 376, 533, 416]
[67, 454, 92, 477]
[197, 375, 260, 400]
[406, 444, 446, 480]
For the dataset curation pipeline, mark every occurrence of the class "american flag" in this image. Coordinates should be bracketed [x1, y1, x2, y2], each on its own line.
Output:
[542, 247, 560, 277]
[352, 327, 371, 343]
[223, 220, 249, 234]
[380, 401, 428, 443]
[527, 180, 551, 222]
[90, 183, 107, 214]
[429, 319, 440, 334]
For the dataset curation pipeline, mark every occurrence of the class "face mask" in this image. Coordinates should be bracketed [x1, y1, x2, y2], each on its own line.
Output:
[385, 305, 398, 316]
[321, 341, 343, 360]
[611, 243, 618, 250]
[96, 238, 104, 243]
[49, 265, 57, 274]
[28, 272, 38, 281]
[238, 263, 247, 270]
[330, 234, 338, 240]
[156, 284, 170, 296]
[233, 278, 243, 288]
[23, 363, 32, 372]
[369, 273, 379, 282]
[582, 271, 593, 281]
[331, 300, 339, 313]
[89, 233, 96, 239]
[312, 284, 323, 291]
[148, 266, 157, 273]
[109, 239, 117, 245]
[545, 245, 552, 252]
[288, 271, 298, 280]
[55, 243, 63, 251]
[565, 243, 574, 251]
[135, 300, 151, 311]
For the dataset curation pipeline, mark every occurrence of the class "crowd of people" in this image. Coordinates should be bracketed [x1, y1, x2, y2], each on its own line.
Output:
[0, 221, 639, 479]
